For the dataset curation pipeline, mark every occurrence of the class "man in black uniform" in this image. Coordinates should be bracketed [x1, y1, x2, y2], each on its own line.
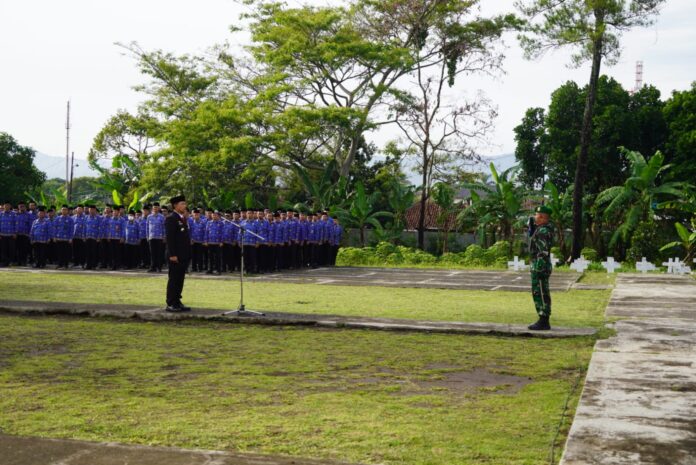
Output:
[165, 195, 192, 312]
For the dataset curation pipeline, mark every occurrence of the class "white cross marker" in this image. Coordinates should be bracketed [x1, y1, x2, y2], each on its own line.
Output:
[550, 253, 560, 268]
[662, 258, 681, 274]
[675, 258, 691, 275]
[635, 257, 656, 274]
[507, 256, 529, 271]
[601, 257, 621, 273]
[570, 256, 590, 273]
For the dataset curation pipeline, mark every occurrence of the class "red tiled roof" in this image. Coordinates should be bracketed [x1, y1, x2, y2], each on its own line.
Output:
[404, 201, 461, 231]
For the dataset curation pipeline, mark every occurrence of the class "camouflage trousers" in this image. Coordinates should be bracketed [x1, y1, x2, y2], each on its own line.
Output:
[531, 271, 551, 317]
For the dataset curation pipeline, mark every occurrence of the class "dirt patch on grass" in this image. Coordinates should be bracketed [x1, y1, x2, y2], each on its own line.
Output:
[302, 367, 532, 396]
[408, 368, 532, 395]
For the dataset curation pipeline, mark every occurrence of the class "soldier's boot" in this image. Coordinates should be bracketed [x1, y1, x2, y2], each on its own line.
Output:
[528, 316, 550, 331]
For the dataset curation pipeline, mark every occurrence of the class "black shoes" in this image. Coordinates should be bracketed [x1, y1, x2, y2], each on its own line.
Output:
[528, 316, 551, 331]
[165, 303, 191, 312]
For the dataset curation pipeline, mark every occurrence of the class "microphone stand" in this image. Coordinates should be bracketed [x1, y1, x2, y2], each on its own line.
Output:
[219, 217, 266, 317]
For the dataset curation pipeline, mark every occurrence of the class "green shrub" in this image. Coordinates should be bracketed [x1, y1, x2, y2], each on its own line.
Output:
[403, 248, 437, 265]
[439, 252, 466, 265]
[580, 247, 598, 262]
[550, 246, 563, 262]
[483, 241, 512, 266]
[375, 241, 397, 259]
[512, 239, 526, 258]
[462, 244, 487, 266]
[385, 252, 404, 265]
[627, 219, 660, 263]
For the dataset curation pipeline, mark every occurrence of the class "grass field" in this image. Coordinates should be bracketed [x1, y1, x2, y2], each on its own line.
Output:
[0, 314, 593, 465]
[0, 271, 610, 328]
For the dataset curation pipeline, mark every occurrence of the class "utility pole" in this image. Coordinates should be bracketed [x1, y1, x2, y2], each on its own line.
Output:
[68, 151, 75, 203]
[65, 100, 71, 193]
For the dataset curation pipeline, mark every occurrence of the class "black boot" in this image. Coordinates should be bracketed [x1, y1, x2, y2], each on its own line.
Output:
[528, 316, 550, 331]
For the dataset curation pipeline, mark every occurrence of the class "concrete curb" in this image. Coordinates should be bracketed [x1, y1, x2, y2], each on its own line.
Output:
[0, 300, 597, 339]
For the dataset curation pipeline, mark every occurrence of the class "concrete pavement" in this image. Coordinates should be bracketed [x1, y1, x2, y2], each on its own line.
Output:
[560, 274, 696, 464]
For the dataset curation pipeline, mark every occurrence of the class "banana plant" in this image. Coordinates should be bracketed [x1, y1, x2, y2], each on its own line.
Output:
[544, 181, 573, 257]
[660, 221, 696, 262]
[432, 182, 457, 254]
[334, 181, 391, 246]
[596, 148, 690, 249]
[293, 160, 350, 212]
[458, 163, 525, 244]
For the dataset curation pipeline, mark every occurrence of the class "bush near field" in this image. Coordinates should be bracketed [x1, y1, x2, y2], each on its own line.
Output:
[337, 242, 645, 272]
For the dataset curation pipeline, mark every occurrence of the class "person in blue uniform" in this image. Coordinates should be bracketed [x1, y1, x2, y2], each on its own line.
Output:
[308, 213, 321, 268]
[330, 218, 343, 266]
[124, 210, 140, 269]
[205, 210, 224, 275]
[297, 212, 309, 268]
[30, 206, 51, 268]
[165, 195, 192, 312]
[230, 211, 242, 272]
[52, 205, 74, 269]
[138, 205, 151, 269]
[108, 208, 126, 270]
[72, 205, 86, 268]
[240, 210, 258, 274]
[99, 206, 112, 268]
[147, 202, 166, 272]
[188, 208, 207, 272]
[256, 211, 270, 273]
[221, 210, 235, 273]
[0, 202, 16, 267]
[286, 210, 300, 269]
[84, 205, 101, 270]
[15, 202, 32, 266]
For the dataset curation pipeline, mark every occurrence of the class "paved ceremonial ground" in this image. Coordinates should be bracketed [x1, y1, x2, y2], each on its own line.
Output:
[560, 274, 696, 464]
[0, 266, 583, 291]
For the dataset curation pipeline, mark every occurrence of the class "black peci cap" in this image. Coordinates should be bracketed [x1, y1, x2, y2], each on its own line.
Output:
[169, 195, 186, 206]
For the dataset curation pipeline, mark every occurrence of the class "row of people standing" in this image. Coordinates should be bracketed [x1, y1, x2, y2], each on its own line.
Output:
[0, 201, 342, 273]
[189, 208, 342, 274]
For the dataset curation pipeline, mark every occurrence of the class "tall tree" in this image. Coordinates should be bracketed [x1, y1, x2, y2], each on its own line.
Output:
[246, 0, 514, 178]
[517, 0, 666, 259]
[663, 82, 696, 182]
[514, 107, 547, 189]
[0, 132, 45, 204]
[516, 77, 667, 194]
[389, 6, 508, 249]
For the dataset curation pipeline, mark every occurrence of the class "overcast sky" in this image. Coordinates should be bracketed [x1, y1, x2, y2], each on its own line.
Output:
[1, 0, 694, 168]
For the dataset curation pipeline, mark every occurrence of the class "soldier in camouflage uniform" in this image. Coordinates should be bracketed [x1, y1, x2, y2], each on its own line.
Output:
[528, 205, 554, 331]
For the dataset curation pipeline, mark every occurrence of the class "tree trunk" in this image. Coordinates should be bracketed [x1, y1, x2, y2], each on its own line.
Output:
[360, 225, 365, 247]
[571, 29, 604, 260]
[417, 187, 428, 250]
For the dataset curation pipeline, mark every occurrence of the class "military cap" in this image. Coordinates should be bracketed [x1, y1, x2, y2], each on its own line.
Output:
[37, 205, 46, 212]
[535, 205, 552, 215]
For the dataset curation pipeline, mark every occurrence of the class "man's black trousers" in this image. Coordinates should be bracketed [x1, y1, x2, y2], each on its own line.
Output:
[166, 258, 189, 307]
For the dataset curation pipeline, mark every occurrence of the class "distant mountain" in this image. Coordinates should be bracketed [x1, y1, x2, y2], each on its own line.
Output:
[479, 153, 517, 174]
[33, 151, 99, 180]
